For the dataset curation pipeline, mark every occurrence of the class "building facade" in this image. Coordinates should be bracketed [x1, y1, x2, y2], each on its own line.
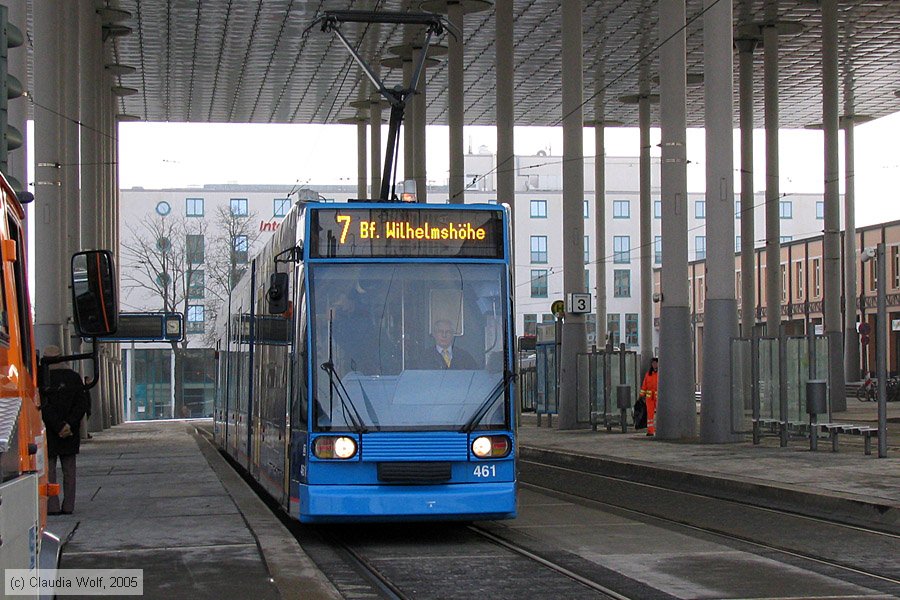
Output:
[119, 153, 835, 418]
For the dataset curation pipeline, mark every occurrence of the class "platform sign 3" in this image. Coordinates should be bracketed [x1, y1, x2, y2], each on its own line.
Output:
[566, 293, 591, 314]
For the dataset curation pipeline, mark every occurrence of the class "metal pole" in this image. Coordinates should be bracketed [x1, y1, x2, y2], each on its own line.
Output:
[557, 0, 587, 429]
[876, 244, 887, 457]
[370, 98, 382, 198]
[357, 120, 367, 199]
[413, 47, 428, 203]
[594, 81, 607, 347]
[843, 116, 859, 382]
[639, 95, 652, 372]
[737, 38, 757, 338]
[763, 24, 781, 338]
[822, 0, 845, 413]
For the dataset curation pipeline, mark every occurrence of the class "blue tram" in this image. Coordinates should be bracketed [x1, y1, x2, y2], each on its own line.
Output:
[213, 202, 517, 522]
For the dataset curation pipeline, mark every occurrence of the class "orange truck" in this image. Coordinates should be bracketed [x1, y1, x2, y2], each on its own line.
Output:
[0, 171, 118, 584]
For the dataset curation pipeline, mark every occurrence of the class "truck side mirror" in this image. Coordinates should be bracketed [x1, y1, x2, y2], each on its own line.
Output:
[267, 272, 289, 314]
[71, 250, 118, 336]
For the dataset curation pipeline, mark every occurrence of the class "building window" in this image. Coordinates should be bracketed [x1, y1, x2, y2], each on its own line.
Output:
[779, 200, 792, 219]
[625, 314, 639, 346]
[231, 198, 249, 216]
[697, 276, 705, 310]
[654, 200, 661, 219]
[654, 236, 662, 265]
[735, 201, 741, 220]
[530, 236, 548, 264]
[530, 269, 548, 298]
[583, 200, 590, 219]
[607, 314, 620, 345]
[186, 197, 204, 217]
[613, 200, 630, 218]
[187, 305, 205, 334]
[233, 235, 249, 263]
[188, 270, 205, 299]
[816, 201, 824, 220]
[156, 201, 171, 216]
[868, 259, 877, 292]
[186, 234, 205, 264]
[542, 313, 555, 325]
[695, 200, 706, 219]
[523, 314, 537, 336]
[584, 269, 590, 291]
[735, 236, 741, 253]
[813, 258, 821, 297]
[780, 235, 792, 243]
[530, 200, 547, 218]
[795, 262, 804, 299]
[892, 246, 899, 289]
[695, 236, 706, 260]
[583, 236, 590, 264]
[614, 270, 631, 298]
[274, 198, 291, 218]
[736, 271, 742, 300]
[613, 236, 630, 264]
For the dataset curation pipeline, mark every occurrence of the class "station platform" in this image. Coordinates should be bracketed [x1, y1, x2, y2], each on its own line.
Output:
[43, 400, 897, 598]
[518, 398, 900, 533]
[45, 421, 340, 600]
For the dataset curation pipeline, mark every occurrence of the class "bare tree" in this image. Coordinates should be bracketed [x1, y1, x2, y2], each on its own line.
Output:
[121, 213, 208, 417]
[202, 205, 262, 346]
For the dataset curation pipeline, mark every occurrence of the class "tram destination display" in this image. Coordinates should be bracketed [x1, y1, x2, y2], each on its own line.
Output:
[310, 208, 505, 258]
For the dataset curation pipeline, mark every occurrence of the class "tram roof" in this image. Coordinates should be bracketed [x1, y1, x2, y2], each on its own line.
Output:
[88, 1, 900, 127]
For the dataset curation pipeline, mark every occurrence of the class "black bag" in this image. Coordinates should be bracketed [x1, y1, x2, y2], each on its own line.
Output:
[633, 398, 647, 430]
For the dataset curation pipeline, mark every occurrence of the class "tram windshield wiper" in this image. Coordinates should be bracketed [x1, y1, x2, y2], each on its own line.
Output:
[460, 371, 514, 433]
[320, 360, 367, 434]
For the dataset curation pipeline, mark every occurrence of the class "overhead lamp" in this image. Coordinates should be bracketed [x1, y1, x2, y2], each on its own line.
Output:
[111, 86, 139, 97]
[419, 0, 493, 15]
[102, 24, 132, 41]
[106, 63, 137, 76]
[116, 114, 142, 122]
[97, 7, 132, 23]
[651, 73, 704, 86]
[618, 93, 659, 105]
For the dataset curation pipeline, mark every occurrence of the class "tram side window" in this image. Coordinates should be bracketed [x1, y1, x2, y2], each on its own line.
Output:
[8, 218, 31, 370]
[291, 279, 308, 431]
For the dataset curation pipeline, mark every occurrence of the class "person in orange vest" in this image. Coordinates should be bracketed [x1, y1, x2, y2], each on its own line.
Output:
[640, 357, 659, 436]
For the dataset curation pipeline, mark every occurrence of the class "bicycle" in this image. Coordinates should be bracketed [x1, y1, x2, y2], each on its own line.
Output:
[856, 376, 876, 402]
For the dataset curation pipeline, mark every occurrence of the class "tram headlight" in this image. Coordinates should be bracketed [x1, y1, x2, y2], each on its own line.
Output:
[472, 435, 511, 459]
[313, 436, 358, 459]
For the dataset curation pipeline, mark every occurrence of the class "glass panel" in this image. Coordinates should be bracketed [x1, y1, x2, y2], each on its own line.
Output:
[130, 349, 172, 420]
[731, 338, 753, 433]
[309, 263, 509, 431]
[576, 353, 591, 423]
[757, 338, 780, 420]
[785, 337, 803, 423]
[536, 342, 557, 415]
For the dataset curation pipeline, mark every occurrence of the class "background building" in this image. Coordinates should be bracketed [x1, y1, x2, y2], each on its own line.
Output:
[119, 152, 835, 418]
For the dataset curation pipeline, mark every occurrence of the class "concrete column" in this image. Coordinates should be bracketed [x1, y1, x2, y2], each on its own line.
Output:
[700, 0, 738, 443]
[6, 0, 27, 195]
[657, 0, 695, 439]
[413, 47, 428, 203]
[843, 116, 859, 381]
[403, 58, 414, 182]
[496, 0, 514, 212]
[62, 3, 80, 326]
[822, 0, 844, 412]
[557, 0, 587, 430]
[357, 120, 367, 199]
[33, 0, 65, 351]
[370, 99, 382, 199]
[763, 24, 781, 338]
[448, 1, 464, 204]
[639, 94, 652, 368]
[593, 72, 607, 346]
[737, 37, 757, 338]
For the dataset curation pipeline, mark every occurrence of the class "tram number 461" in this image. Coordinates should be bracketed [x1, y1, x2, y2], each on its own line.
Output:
[473, 465, 497, 478]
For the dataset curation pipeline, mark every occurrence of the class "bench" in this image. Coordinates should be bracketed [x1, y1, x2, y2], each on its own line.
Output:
[753, 419, 879, 455]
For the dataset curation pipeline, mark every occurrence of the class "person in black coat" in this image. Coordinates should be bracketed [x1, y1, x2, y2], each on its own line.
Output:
[416, 319, 478, 370]
[40, 345, 90, 515]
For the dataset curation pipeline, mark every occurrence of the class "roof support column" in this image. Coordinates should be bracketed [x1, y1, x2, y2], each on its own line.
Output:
[448, 1, 464, 204]
[413, 47, 428, 203]
[403, 58, 414, 183]
[736, 37, 757, 338]
[657, 0, 696, 439]
[370, 100, 382, 198]
[763, 23, 781, 338]
[33, 0, 65, 351]
[593, 66, 607, 347]
[62, 3, 81, 353]
[843, 115, 859, 382]
[357, 120, 368, 200]
[639, 94, 652, 368]
[822, 0, 845, 412]
[556, 0, 586, 430]
[700, 0, 739, 443]
[496, 0, 514, 210]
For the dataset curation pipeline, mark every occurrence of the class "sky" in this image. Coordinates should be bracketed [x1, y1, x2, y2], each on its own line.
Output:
[116, 111, 900, 228]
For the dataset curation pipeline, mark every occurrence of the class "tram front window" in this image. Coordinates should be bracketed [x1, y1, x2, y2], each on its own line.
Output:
[311, 263, 509, 431]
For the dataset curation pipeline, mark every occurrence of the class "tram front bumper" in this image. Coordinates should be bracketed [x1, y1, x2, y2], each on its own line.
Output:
[297, 481, 517, 522]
